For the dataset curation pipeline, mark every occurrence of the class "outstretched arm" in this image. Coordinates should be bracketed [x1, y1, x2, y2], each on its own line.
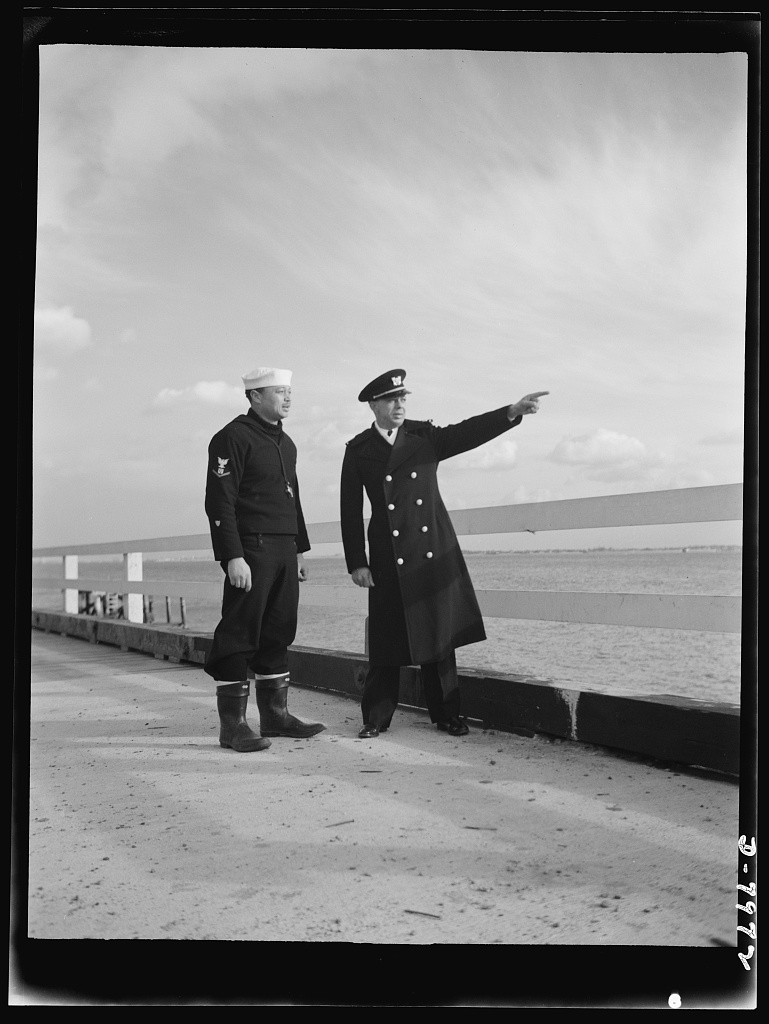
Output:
[432, 392, 550, 462]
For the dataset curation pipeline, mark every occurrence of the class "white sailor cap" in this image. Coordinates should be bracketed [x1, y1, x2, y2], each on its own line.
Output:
[242, 367, 293, 390]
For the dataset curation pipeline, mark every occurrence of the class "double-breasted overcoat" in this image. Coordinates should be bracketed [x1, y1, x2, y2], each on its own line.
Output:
[340, 406, 521, 666]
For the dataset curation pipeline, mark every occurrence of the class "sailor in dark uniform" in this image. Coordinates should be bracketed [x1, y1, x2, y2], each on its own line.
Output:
[340, 369, 548, 739]
[204, 367, 325, 752]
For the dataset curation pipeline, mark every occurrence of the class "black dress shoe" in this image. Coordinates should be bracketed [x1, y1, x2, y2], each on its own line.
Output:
[437, 717, 469, 737]
[358, 723, 380, 738]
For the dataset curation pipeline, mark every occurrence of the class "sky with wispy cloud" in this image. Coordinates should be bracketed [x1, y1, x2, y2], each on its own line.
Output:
[33, 46, 748, 551]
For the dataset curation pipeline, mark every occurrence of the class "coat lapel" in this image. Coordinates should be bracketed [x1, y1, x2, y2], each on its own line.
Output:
[361, 427, 393, 463]
[387, 425, 426, 472]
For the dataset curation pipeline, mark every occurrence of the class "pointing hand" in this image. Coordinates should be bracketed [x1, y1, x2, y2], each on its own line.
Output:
[509, 391, 549, 418]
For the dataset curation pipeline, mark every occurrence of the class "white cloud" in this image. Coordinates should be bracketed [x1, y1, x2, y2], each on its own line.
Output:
[658, 467, 715, 489]
[151, 380, 244, 410]
[292, 409, 367, 455]
[499, 484, 555, 506]
[31, 50, 748, 548]
[39, 47, 375, 216]
[34, 306, 92, 354]
[546, 428, 671, 484]
[549, 429, 647, 467]
[300, 421, 352, 454]
[584, 462, 669, 485]
[450, 439, 519, 471]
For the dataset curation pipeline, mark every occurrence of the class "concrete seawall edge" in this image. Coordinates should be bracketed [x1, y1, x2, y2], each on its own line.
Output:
[30, 609, 740, 777]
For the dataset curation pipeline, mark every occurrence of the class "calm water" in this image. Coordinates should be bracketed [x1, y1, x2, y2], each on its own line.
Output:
[33, 549, 745, 705]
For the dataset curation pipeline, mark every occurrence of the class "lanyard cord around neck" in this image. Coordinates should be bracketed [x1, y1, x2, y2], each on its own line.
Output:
[262, 431, 294, 499]
[248, 412, 295, 499]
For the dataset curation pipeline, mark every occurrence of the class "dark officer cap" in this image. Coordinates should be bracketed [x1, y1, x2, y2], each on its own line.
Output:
[358, 369, 411, 403]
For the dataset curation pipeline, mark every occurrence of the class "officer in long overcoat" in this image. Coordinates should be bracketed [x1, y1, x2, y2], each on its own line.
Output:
[340, 369, 548, 738]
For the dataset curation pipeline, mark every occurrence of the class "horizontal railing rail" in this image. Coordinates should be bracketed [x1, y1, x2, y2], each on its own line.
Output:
[31, 483, 744, 634]
[31, 483, 743, 557]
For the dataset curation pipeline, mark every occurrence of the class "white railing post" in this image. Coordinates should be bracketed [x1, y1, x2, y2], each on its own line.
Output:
[63, 554, 78, 614]
[124, 551, 144, 623]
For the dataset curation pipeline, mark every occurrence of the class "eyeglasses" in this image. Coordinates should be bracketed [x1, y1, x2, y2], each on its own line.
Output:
[256, 387, 292, 396]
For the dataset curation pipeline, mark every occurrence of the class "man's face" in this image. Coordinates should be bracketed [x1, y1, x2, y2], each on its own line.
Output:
[370, 394, 407, 430]
[253, 386, 292, 422]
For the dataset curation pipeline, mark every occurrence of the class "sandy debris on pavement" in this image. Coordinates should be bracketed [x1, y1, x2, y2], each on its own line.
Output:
[27, 632, 740, 947]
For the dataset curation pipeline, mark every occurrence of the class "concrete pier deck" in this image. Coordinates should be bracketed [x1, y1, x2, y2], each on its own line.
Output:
[15, 630, 752, 1007]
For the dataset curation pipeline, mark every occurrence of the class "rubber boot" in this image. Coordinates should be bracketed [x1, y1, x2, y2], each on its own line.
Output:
[255, 675, 326, 738]
[216, 682, 272, 752]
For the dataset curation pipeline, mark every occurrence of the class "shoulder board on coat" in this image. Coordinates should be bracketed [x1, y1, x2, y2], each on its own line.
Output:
[404, 419, 433, 432]
[346, 428, 376, 447]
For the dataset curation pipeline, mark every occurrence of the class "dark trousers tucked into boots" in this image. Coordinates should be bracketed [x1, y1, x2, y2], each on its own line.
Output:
[361, 652, 461, 729]
[206, 537, 324, 745]
[255, 673, 326, 738]
[204, 535, 299, 683]
[216, 682, 271, 753]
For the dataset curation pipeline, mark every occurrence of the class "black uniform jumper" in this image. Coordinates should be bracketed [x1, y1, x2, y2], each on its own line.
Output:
[204, 406, 323, 749]
[204, 409, 309, 682]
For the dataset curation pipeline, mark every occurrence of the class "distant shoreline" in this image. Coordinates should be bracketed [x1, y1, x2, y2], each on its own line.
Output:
[459, 545, 743, 556]
[132, 544, 746, 562]
[33, 544, 743, 564]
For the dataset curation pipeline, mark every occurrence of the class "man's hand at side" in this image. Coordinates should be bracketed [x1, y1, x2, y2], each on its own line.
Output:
[351, 567, 375, 588]
[227, 557, 252, 592]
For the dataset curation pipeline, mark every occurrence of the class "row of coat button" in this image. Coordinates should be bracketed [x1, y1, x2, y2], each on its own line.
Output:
[385, 473, 429, 563]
